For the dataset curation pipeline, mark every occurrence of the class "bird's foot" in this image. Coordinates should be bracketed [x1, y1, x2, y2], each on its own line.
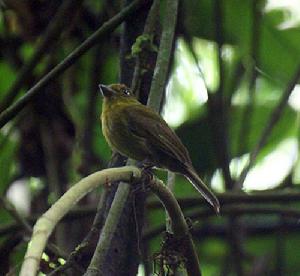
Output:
[131, 165, 153, 193]
[136, 159, 154, 170]
[141, 167, 153, 184]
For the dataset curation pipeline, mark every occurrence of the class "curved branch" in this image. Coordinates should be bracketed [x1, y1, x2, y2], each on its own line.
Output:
[20, 166, 141, 276]
[149, 178, 201, 276]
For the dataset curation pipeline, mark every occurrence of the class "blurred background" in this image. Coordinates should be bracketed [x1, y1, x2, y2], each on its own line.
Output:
[1, 0, 300, 275]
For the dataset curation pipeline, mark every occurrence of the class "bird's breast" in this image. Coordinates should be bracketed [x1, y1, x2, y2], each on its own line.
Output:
[101, 102, 150, 161]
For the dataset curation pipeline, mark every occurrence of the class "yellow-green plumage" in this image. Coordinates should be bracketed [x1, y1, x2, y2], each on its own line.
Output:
[100, 84, 220, 213]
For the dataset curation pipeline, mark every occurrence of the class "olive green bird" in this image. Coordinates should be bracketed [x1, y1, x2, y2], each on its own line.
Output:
[99, 84, 220, 213]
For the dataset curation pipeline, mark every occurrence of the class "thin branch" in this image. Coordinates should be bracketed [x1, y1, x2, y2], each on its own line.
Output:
[0, 0, 82, 113]
[192, 205, 300, 218]
[147, 190, 300, 209]
[0, 0, 149, 129]
[236, 65, 300, 187]
[143, 205, 300, 241]
[20, 166, 141, 276]
[183, 37, 207, 85]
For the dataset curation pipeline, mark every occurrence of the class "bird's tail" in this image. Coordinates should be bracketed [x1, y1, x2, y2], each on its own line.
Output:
[184, 167, 220, 214]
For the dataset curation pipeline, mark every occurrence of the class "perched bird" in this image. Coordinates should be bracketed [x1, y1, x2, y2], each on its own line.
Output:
[99, 83, 220, 213]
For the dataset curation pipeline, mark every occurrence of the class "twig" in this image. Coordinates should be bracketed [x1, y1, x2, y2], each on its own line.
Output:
[0, 0, 82, 113]
[0, 0, 149, 129]
[147, 190, 300, 209]
[20, 166, 141, 276]
[236, 65, 300, 187]
[193, 205, 300, 218]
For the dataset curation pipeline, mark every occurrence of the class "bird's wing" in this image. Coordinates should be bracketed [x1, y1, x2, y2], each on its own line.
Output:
[124, 104, 191, 165]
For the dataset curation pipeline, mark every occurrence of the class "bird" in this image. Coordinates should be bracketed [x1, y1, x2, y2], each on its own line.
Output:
[99, 83, 220, 213]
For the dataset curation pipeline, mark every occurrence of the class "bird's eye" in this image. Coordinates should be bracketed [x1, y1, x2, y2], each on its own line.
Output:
[123, 88, 131, 96]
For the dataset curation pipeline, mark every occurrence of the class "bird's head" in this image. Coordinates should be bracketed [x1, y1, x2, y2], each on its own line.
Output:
[99, 83, 135, 100]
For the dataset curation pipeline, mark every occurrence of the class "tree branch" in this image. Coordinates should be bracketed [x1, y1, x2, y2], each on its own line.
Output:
[0, 0, 149, 129]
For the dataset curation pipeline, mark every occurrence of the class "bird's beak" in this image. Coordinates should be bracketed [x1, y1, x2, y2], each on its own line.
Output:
[99, 84, 115, 97]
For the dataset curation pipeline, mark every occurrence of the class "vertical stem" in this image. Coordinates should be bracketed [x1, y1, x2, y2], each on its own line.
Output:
[147, 0, 179, 111]
[84, 182, 132, 275]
